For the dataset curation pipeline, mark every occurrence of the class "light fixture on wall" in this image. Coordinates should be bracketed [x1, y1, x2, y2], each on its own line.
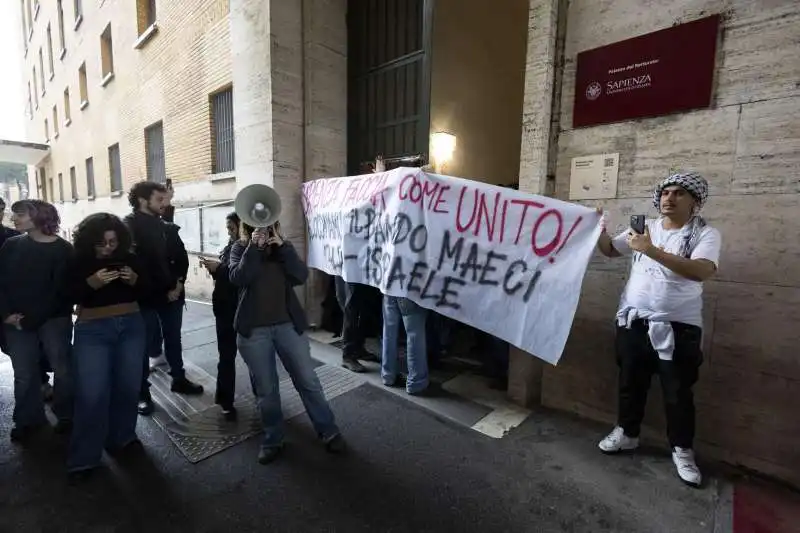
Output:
[430, 131, 456, 173]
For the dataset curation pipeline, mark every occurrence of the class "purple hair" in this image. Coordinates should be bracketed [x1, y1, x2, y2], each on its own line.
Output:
[11, 199, 61, 236]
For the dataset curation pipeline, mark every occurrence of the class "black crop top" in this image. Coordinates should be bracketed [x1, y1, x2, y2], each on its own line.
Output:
[72, 252, 150, 309]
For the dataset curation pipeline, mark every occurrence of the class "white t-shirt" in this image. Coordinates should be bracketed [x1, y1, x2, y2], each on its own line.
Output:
[612, 218, 721, 328]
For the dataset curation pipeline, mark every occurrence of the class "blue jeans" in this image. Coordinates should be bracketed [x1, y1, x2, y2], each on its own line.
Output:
[141, 301, 185, 392]
[237, 323, 339, 449]
[382, 297, 428, 393]
[68, 312, 146, 472]
[4, 316, 74, 427]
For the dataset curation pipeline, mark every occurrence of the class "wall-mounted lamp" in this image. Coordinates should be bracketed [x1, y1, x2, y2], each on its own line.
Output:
[430, 131, 456, 173]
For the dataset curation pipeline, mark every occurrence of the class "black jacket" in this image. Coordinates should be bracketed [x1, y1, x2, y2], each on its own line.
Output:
[0, 225, 20, 250]
[124, 210, 174, 305]
[211, 240, 238, 317]
[0, 234, 74, 330]
[228, 240, 309, 337]
[164, 221, 189, 300]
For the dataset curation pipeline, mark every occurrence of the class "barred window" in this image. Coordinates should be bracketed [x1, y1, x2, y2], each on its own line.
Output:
[211, 88, 235, 173]
[144, 121, 166, 183]
[108, 143, 122, 192]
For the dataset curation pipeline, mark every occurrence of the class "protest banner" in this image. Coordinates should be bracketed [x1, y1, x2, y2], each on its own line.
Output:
[301, 168, 602, 365]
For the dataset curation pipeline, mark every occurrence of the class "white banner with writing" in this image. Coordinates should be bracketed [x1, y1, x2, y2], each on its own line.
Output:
[301, 168, 602, 365]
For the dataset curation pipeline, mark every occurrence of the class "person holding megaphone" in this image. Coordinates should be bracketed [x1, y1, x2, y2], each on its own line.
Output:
[228, 184, 345, 465]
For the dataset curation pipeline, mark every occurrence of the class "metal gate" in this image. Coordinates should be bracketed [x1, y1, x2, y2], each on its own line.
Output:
[347, 0, 433, 174]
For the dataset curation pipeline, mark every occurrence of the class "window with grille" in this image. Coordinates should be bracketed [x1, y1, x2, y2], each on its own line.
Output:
[85, 157, 95, 198]
[70, 166, 78, 201]
[32, 67, 38, 107]
[211, 87, 235, 173]
[20, 1, 27, 51]
[136, 0, 157, 35]
[108, 143, 122, 192]
[38, 48, 45, 92]
[145, 121, 166, 183]
[57, 0, 66, 52]
[46, 24, 54, 77]
[64, 88, 71, 124]
[100, 25, 114, 81]
[78, 63, 88, 106]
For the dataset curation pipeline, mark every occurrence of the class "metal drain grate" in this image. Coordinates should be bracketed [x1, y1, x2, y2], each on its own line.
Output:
[150, 363, 364, 463]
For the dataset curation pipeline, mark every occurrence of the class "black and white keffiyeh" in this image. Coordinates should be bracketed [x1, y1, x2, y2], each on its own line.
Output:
[652, 172, 709, 258]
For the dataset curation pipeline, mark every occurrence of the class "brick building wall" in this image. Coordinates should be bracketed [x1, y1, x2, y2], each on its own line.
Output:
[518, 0, 800, 486]
[19, 0, 233, 221]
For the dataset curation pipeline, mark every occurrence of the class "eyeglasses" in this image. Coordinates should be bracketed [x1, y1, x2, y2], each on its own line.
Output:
[96, 239, 118, 248]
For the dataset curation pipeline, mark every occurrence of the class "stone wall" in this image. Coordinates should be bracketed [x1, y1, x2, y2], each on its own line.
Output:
[518, 0, 800, 485]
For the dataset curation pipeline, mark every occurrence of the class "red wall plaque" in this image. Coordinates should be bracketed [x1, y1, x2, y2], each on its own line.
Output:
[572, 15, 720, 128]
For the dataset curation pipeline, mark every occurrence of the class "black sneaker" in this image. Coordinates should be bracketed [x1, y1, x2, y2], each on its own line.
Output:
[356, 349, 379, 363]
[138, 397, 154, 416]
[221, 406, 238, 422]
[324, 434, 346, 454]
[67, 468, 95, 485]
[107, 439, 144, 461]
[9, 424, 43, 443]
[54, 420, 73, 435]
[342, 358, 366, 373]
[171, 378, 204, 395]
[257, 445, 283, 465]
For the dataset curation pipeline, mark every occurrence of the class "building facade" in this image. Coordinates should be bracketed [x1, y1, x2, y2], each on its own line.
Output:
[18, 0, 237, 290]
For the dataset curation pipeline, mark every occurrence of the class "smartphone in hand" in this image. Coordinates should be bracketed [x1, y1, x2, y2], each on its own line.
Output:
[630, 215, 646, 235]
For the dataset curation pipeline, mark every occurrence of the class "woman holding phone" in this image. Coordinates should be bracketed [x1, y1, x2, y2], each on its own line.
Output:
[200, 211, 254, 420]
[67, 213, 149, 481]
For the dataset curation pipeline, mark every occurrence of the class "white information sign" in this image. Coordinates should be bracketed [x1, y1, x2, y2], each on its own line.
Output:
[569, 152, 620, 200]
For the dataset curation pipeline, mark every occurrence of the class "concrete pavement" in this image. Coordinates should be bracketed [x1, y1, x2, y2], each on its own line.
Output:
[1, 300, 790, 533]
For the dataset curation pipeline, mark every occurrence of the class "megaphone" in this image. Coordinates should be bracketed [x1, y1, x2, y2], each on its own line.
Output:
[234, 184, 282, 228]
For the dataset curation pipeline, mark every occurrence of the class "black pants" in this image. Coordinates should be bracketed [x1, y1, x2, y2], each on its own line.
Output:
[214, 308, 239, 408]
[335, 278, 370, 360]
[616, 320, 703, 449]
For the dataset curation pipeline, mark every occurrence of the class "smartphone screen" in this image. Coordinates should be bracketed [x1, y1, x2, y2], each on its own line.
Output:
[630, 215, 646, 235]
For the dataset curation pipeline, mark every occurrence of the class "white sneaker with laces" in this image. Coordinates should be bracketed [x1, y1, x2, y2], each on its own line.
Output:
[672, 447, 702, 487]
[598, 426, 639, 453]
[149, 354, 168, 371]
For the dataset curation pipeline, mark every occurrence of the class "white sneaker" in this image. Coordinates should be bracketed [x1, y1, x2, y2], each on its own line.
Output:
[598, 426, 639, 453]
[149, 354, 168, 371]
[672, 447, 702, 487]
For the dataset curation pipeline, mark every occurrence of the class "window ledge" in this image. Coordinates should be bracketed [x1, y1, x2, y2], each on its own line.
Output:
[28, 27, 33, 41]
[64, 118, 72, 127]
[34, 3, 40, 20]
[110, 190, 123, 198]
[210, 171, 236, 183]
[58, 48, 66, 60]
[73, 15, 83, 31]
[54, 132, 59, 139]
[100, 72, 115, 87]
[134, 23, 159, 50]
[49, 72, 54, 82]
[41, 89, 46, 97]
[88, 195, 96, 201]
[79, 100, 89, 110]
[72, 198, 79, 203]
[24, 47, 28, 58]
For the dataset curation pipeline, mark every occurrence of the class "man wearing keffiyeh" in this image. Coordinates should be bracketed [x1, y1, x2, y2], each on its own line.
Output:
[595, 171, 722, 488]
